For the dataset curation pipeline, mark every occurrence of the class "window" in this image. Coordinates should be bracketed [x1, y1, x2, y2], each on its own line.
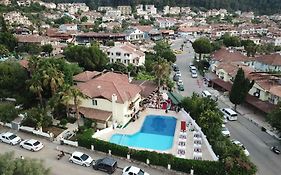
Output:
[92, 99, 97, 106]
[107, 52, 110, 55]
[117, 59, 121, 62]
[124, 60, 126, 64]
[111, 59, 114, 62]
[116, 52, 121, 56]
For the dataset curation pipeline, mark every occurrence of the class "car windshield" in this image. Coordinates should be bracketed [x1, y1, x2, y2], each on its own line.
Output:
[33, 141, 40, 146]
[81, 154, 89, 161]
[125, 166, 131, 172]
[8, 134, 17, 140]
[138, 169, 145, 175]
[222, 127, 228, 131]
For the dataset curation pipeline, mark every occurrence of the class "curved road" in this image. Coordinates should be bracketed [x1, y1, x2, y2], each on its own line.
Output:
[171, 36, 281, 175]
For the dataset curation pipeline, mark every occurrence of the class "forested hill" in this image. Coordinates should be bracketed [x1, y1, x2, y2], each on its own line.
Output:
[43, 0, 281, 15]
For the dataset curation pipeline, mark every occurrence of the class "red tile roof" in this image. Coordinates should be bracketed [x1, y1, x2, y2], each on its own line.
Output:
[76, 72, 142, 103]
[212, 48, 250, 63]
[255, 53, 281, 66]
[73, 71, 101, 82]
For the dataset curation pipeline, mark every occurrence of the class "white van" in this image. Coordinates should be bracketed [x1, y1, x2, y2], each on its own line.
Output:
[220, 108, 238, 121]
[201, 90, 212, 98]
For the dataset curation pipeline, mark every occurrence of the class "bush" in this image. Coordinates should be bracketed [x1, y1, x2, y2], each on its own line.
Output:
[60, 119, 68, 127]
[66, 117, 76, 124]
[84, 118, 93, 128]
[77, 132, 225, 175]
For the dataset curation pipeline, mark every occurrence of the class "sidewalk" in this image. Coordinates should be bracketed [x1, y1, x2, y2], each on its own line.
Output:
[218, 93, 281, 140]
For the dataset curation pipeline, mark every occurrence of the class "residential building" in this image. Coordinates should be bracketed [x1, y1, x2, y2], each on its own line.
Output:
[124, 28, 145, 41]
[59, 24, 78, 32]
[155, 17, 177, 28]
[145, 5, 157, 15]
[98, 6, 113, 12]
[107, 42, 145, 66]
[0, 0, 11, 6]
[17, 0, 30, 6]
[38, 1, 56, 9]
[251, 53, 281, 72]
[117, 6, 132, 15]
[57, 3, 89, 14]
[4, 11, 32, 26]
[72, 71, 142, 128]
[16, 34, 59, 46]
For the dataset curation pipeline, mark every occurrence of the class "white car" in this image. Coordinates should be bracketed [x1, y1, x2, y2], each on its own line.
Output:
[175, 71, 181, 77]
[122, 166, 149, 175]
[221, 124, 230, 137]
[20, 139, 44, 151]
[177, 79, 183, 86]
[190, 65, 197, 72]
[220, 108, 238, 121]
[69, 151, 93, 167]
[0, 132, 21, 145]
[231, 140, 250, 156]
[191, 70, 198, 78]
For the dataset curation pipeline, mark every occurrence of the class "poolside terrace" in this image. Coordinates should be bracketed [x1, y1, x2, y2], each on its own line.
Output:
[93, 108, 217, 161]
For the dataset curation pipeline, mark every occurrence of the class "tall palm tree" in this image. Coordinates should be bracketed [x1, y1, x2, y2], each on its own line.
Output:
[153, 58, 171, 108]
[58, 84, 73, 118]
[28, 73, 44, 106]
[69, 86, 85, 127]
[41, 64, 64, 95]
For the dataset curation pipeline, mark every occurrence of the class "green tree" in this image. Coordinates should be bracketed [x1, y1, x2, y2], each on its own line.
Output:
[80, 16, 88, 22]
[0, 32, 17, 51]
[192, 37, 212, 60]
[0, 103, 18, 123]
[0, 15, 8, 32]
[41, 44, 53, 56]
[0, 44, 9, 55]
[24, 107, 51, 129]
[28, 73, 44, 106]
[0, 152, 50, 175]
[105, 62, 128, 73]
[221, 33, 241, 47]
[0, 61, 29, 99]
[64, 45, 109, 71]
[241, 40, 257, 57]
[154, 40, 176, 63]
[153, 58, 171, 90]
[229, 68, 254, 110]
[267, 104, 281, 133]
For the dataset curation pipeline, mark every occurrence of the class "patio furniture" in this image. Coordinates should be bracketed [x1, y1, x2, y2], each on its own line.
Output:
[181, 121, 186, 132]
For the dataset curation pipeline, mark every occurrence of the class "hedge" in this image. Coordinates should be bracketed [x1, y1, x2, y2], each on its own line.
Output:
[78, 130, 225, 175]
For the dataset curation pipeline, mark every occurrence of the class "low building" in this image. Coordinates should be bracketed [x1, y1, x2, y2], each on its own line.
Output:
[72, 71, 142, 129]
[59, 24, 78, 32]
[252, 53, 281, 72]
[124, 28, 145, 41]
[107, 42, 145, 66]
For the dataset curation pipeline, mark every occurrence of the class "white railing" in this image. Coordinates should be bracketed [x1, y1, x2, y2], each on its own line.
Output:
[181, 109, 219, 161]
[92, 127, 113, 138]
[60, 138, 78, 147]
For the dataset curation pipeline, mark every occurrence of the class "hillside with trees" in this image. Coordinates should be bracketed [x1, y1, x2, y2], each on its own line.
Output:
[43, 0, 281, 15]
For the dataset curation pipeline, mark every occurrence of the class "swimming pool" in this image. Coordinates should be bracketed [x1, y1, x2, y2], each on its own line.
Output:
[110, 115, 177, 151]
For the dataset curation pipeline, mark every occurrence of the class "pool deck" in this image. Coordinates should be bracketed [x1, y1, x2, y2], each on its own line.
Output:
[95, 108, 214, 161]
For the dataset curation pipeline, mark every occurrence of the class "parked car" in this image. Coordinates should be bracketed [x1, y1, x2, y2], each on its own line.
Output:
[173, 74, 180, 81]
[220, 108, 238, 121]
[271, 146, 280, 154]
[69, 151, 93, 167]
[177, 79, 183, 86]
[191, 70, 198, 78]
[201, 90, 212, 98]
[173, 65, 179, 72]
[189, 65, 197, 72]
[231, 140, 250, 156]
[175, 71, 181, 77]
[178, 84, 185, 91]
[0, 132, 21, 145]
[93, 157, 117, 174]
[122, 166, 149, 175]
[221, 124, 230, 137]
[20, 139, 44, 151]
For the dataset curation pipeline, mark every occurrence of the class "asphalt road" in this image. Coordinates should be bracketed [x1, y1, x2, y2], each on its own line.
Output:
[0, 126, 179, 175]
[171, 37, 281, 175]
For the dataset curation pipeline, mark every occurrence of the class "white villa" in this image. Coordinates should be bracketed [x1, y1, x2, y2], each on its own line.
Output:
[71, 71, 142, 129]
[107, 43, 145, 66]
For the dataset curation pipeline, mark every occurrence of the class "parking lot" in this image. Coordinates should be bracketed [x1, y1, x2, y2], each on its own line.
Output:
[0, 126, 186, 175]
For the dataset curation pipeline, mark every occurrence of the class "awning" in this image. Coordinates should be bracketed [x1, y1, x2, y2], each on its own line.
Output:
[71, 106, 112, 123]
[167, 91, 184, 105]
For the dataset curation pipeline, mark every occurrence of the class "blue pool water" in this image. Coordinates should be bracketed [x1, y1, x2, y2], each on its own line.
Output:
[110, 115, 177, 150]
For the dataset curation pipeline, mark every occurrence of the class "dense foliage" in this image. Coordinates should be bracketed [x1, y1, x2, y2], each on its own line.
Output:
[267, 104, 281, 134]
[42, 0, 281, 15]
[0, 152, 50, 175]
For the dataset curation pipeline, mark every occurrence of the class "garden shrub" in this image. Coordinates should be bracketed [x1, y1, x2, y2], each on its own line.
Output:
[66, 117, 76, 124]
[60, 119, 68, 127]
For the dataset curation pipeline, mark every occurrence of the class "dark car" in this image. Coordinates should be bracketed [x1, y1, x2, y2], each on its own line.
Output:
[173, 75, 180, 81]
[178, 84, 184, 91]
[93, 157, 117, 174]
[173, 65, 179, 72]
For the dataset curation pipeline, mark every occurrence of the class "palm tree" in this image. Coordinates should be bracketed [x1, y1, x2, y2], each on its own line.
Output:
[41, 64, 64, 95]
[58, 84, 73, 118]
[69, 86, 85, 127]
[153, 57, 171, 108]
[28, 73, 44, 106]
